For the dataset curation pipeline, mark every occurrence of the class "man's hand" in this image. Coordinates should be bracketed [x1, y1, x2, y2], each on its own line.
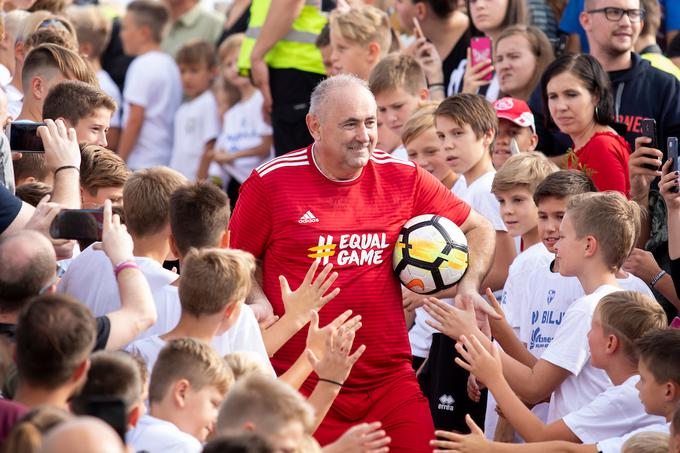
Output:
[38, 119, 80, 171]
[424, 296, 481, 340]
[324, 422, 391, 453]
[413, 38, 444, 88]
[467, 374, 483, 403]
[306, 309, 361, 361]
[280, 261, 340, 324]
[307, 319, 366, 385]
[25, 194, 75, 259]
[250, 55, 272, 124]
[431, 415, 491, 453]
[622, 248, 662, 284]
[402, 287, 427, 311]
[629, 136, 663, 202]
[455, 334, 503, 388]
[96, 200, 134, 267]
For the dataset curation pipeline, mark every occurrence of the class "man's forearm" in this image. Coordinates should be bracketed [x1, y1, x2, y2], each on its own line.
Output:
[458, 216, 495, 293]
[246, 279, 274, 321]
[50, 167, 81, 209]
[250, 0, 305, 59]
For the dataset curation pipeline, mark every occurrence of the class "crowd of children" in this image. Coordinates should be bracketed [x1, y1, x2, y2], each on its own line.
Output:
[0, 0, 680, 451]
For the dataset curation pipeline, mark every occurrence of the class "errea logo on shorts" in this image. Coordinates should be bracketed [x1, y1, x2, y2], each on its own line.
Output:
[438, 394, 455, 412]
[298, 211, 319, 224]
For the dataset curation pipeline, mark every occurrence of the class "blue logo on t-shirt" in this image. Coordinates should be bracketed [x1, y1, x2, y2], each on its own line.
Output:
[530, 327, 553, 350]
[547, 289, 556, 305]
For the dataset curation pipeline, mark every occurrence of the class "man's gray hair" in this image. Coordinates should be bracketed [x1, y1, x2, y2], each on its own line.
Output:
[309, 74, 374, 121]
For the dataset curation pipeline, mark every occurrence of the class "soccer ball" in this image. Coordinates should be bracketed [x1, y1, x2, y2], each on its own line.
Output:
[393, 214, 469, 294]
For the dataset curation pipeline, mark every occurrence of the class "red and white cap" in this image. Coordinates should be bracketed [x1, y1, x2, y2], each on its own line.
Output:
[493, 97, 535, 133]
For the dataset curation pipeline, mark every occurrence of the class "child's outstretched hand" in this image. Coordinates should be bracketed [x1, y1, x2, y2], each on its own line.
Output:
[424, 296, 478, 340]
[306, 309, 361, 363]
[280, 261, 340, 324]
[431, 415, 491, 452]
[325, 422, 390, 453]
[306, 318, 366, 386]
[455, 334, 502, 387]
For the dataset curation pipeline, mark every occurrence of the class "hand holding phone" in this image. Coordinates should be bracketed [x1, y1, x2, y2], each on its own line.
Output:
[669, 136, 679, 193]
[640, 119, 661, 171]
[470, 37, 493, 82]
[49, 209, 103, 241]
[7, 121, 45, 153]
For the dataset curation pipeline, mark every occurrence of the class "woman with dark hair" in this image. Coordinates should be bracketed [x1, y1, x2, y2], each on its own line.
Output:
[541, 53, 630, 195]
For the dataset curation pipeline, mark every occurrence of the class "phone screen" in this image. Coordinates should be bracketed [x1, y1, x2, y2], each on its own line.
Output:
[85, 398, 127, 442]
[49, 209, 104, 241]
[8, 122, 45, 152]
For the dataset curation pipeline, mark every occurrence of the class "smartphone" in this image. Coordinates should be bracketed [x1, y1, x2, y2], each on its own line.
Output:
[413, 17, 424, 39]
[49, 209, 104, 241]
[6, 122, 45, 153]
[670, 136, 679, 193]
[470, 37, 493, 81]
[85, 397, 127, 442]
[640, 118, 660, 171]
[320, 0, 336, 12]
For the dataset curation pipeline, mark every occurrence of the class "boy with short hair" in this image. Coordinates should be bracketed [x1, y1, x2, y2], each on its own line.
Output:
[434, 93, 516, 293]
[329, 5, 392, 81]
[117, 0, 182, 170]
[67, 4, 123, 149]
[315, 24, 333, 76]
[70, 350, 144, 432]
[369, 54, 429, 160]
[169, 40, 220, 181]
[128, 337, 233, 452]
[492, 97, 539, 170]
[42, 80, 116, 148]
[425, 191, 642, 424]
[452, 291, 667, 446]
[17, 43, 98, 122]
[79, 144, 129, 208]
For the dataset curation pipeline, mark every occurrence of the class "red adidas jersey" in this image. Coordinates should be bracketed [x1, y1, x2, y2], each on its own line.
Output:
[230, 146, 471, 391]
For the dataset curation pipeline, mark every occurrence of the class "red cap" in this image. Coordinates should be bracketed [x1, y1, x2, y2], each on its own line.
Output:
[493, 97, 535, 133]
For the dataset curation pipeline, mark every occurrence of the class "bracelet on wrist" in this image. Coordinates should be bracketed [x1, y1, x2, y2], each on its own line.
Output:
[427, 82, 445, 89]
[317, 377, 343, 387]
[54, 165, 80, 175]
[650, 270, 667, 288]
[114, 259, 139, 278]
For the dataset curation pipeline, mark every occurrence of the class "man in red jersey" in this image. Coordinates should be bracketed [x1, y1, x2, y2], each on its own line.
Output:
[229, 74, 495, 451]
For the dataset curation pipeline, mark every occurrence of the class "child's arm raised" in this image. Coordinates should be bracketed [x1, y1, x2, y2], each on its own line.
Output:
[117, 104, 144, 162]
[261, 261, 340, 357]
[431, 415, 596, 453]
[214, 135, 273, 165]
[456, 335, 580, 443]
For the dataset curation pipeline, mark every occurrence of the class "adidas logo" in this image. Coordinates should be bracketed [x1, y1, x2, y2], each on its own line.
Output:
[298, 211, 319, 224]
[438, 394, 455, 412]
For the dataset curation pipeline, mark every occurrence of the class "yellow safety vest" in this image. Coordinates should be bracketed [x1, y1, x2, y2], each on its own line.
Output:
[238, 0, 327, 76]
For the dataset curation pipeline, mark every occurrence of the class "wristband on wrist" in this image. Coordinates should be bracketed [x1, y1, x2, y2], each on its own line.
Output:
[317, 377, 343, 387]
[54, 165, 80, 175]
[114, 260, 139, 278]
[427, 82, 445, 89]
[650, 270, 667, 288]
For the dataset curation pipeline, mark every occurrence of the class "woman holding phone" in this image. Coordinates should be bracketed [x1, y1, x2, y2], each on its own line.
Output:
[448, 0, 528, 99]
[541, 53, 630, 195]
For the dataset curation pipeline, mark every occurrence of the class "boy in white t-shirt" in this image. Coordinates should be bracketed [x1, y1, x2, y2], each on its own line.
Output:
[425, 191, 642, 423]
[118, 0, 182, 169]
[432, 329, 680, 453]
[128, 338, 233, 453]
[169, 40, 220, 181]
[67, 5, 123, 150]
[212, 33, 272, 209]
[434, 93, 516, 294]
[453, 291, 666, 446]
[368, 54, 430, 161]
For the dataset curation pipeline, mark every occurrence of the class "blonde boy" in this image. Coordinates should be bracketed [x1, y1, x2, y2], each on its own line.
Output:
[129, 247, 255, 373]
[425, 192, 642, 424]
[79, 144, 130, 208]
[329, 6, 392, 81]
[128, 338, 233, 452]
[492, 152, 558, 333]
[369, 54, 429, 159]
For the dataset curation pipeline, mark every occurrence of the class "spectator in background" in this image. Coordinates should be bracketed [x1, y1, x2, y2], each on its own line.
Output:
[0, 10, 30, 114]
[40, 417, 127, 453]
[635, 0, 680, 80]
[67, 5, 124, 150]
[161, 0, 224, 57]
[78, 144, 129, 208]
[118, 0, 182, 170]
[2, 406, 71, 452]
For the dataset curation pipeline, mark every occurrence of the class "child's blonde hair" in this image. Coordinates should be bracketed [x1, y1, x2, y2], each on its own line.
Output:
[368, 53, 426, 97]
[492, 151, 558, 195]
[67, 5, 111, 59]
[149, 338, 234, 404]
[566, 192, 641, 270]
[621, 431, 670, 453]
[596, 291, 667, 366]
[223, 351, 271, 381]
[179, 248, 256, 317]
[218, 33, 243, 63]
[330, 6, 392, 57]
[401, 102, 439, 146]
